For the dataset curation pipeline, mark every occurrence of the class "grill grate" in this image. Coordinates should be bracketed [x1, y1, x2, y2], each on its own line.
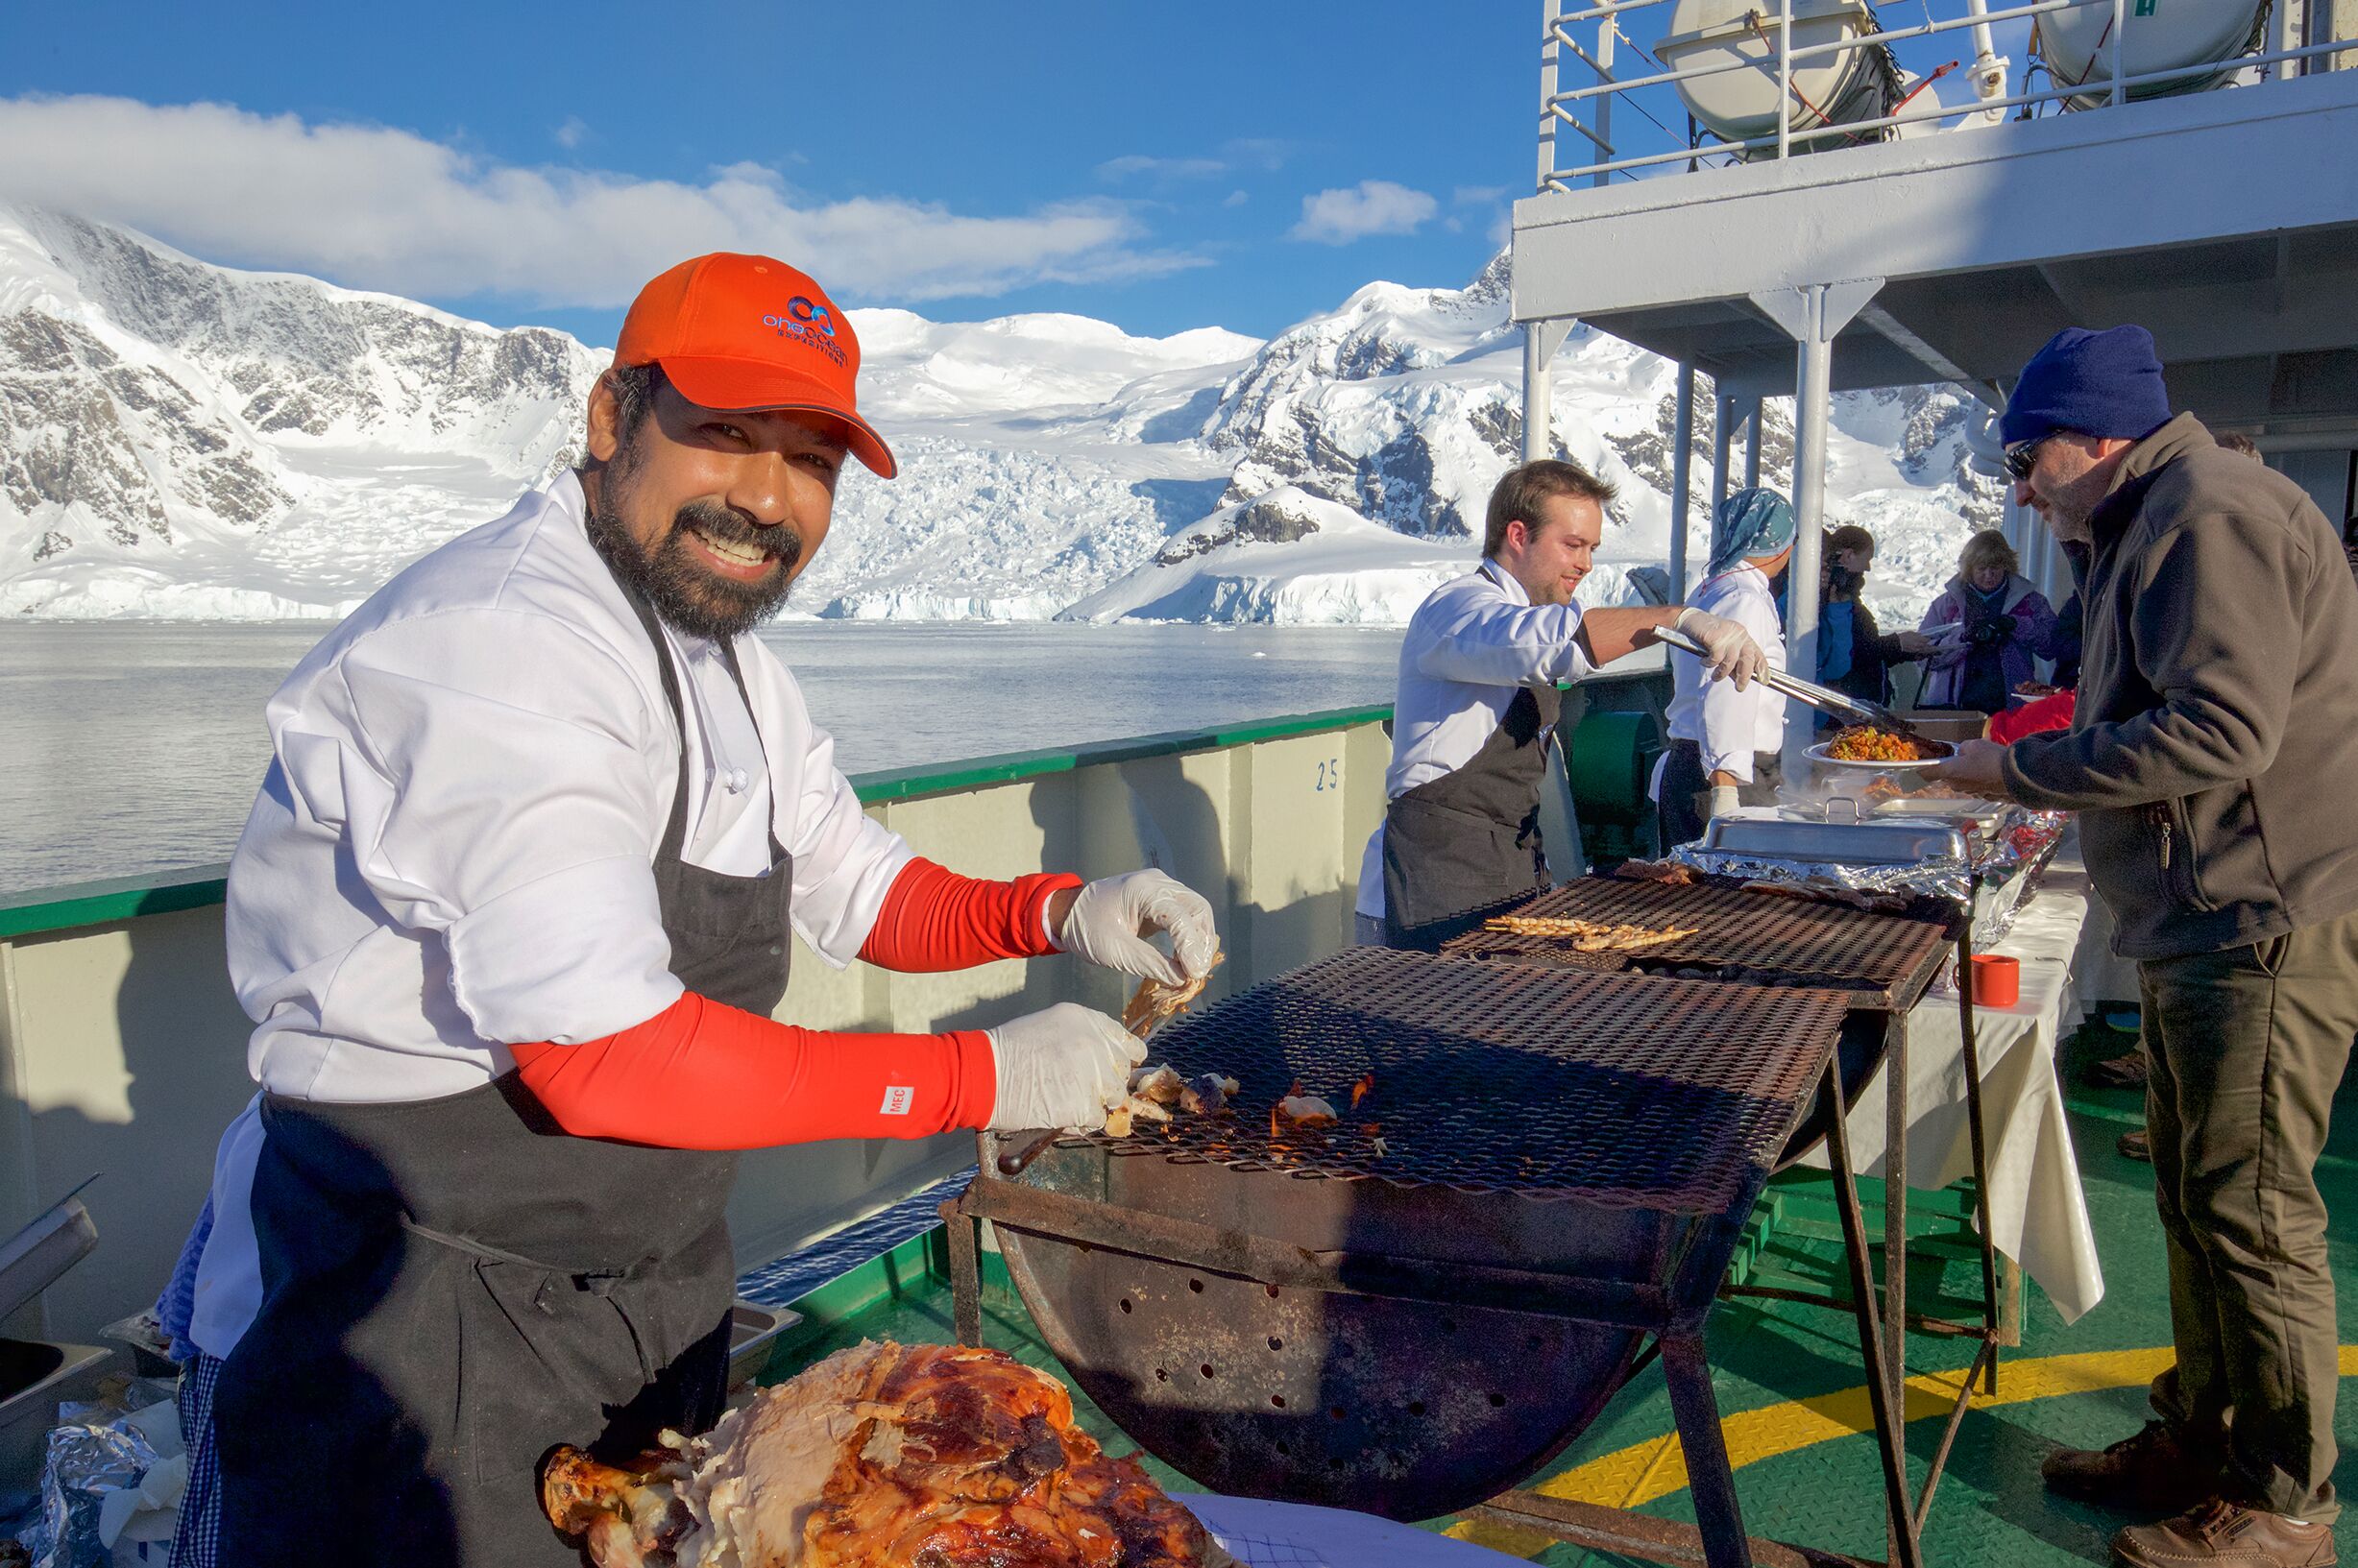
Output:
[1074, 948, 1847, 1215]
[1439, 878, 1951, 1006]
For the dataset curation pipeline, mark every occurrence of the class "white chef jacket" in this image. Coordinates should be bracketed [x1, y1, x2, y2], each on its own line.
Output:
[1353, 562, 1592, 920]
[190, 470, 913, 1356]
[1663, 563, 1787, 783]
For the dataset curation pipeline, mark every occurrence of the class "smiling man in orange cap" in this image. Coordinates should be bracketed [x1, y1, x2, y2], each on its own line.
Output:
[170, 254, 1218, 1566]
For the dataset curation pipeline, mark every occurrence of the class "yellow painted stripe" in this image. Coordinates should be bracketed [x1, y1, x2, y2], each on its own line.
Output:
[1446, 1345, 2358, 1558]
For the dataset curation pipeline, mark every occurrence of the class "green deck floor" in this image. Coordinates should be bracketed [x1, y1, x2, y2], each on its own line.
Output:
[752, 1016, 2358, 1565]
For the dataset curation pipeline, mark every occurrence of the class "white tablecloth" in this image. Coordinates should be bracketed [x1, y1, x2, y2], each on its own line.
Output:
[1179, 1494, 1521, 1564]
[1802, 834, 2107, 1323]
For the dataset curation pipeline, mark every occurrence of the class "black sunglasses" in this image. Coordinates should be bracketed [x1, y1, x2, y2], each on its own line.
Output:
[2002, 437, 2051, 481]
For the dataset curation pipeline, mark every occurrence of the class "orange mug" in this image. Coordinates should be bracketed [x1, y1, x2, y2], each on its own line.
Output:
[1970, 953, 2021, 1008]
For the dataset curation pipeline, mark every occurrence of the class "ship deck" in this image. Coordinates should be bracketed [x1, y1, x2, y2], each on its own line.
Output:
[750, 1013, 2358, 1564]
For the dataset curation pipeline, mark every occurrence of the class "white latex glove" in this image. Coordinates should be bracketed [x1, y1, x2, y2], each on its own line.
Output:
[1056, 869, 1218, 986]
[986, 1002, 1147, 1132]
[1673, 607, 1766, 690]
[1708, 784, 1740, 820]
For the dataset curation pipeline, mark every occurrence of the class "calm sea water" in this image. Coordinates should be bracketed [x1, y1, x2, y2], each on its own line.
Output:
[0, 620, 1401, 898]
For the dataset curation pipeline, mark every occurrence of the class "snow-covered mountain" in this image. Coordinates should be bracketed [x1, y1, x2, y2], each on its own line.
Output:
[0, 205, 2003, 627]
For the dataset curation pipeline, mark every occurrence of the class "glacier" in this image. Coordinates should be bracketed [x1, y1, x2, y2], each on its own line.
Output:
[0, 204, 2004, 630]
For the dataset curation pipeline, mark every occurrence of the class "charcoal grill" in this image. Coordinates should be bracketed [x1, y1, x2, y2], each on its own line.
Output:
[947, 948, 1923, 1568]
[1445, 875, 2012, 1553]
[1440, 878, 1950, 1168]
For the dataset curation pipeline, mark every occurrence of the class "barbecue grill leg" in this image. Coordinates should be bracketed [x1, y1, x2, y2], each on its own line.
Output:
[1956, 918, 2003, 1395]
[1663, 1333, 1753, 1568]
[1824, 1054, 1926, 1568]
[1883, 1016, 1908, 1430]
[941, 1197, 984, 1348]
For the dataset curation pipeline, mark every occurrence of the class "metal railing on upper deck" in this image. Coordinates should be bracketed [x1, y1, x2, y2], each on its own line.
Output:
[1539, 0, 2358, 191]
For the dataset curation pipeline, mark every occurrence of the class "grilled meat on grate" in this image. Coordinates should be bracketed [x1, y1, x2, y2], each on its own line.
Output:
[1445, 877, 1950, 1007]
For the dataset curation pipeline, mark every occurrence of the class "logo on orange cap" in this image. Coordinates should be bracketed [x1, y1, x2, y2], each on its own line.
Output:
[614, 253, 896, 479]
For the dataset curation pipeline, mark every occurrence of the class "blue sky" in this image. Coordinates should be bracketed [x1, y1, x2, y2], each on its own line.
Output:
[0, 2, 2026, 347]
[0, 1, 1545, 344]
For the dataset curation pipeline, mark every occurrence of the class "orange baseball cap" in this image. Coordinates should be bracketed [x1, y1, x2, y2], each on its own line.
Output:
[614, 253, 896, 479]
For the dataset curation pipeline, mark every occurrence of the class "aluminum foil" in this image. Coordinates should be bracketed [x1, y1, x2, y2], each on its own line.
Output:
[1666, 808, 2069, 929]
[1668, 844, 1981, 904]
[21, 1382, 182, 1568]
[24, 1419, 156, 1568]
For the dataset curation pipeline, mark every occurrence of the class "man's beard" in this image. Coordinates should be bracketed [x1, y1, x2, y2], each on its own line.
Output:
[586, 486, 802, 640]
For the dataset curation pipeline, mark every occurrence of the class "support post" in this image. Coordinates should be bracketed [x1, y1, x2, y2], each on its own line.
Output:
[1777, 2, 1795, 157]
[1751, 278, 1882, 782]
[1522, 319, 1576, 463]
[1669, 366, 1696, 600]
[1591, 7, 1616, 191]
[1539, 0, 1561, 189]
[1743, 398, 1764, 490]
[941, 1195, 984, 1348]
[1662, 1335, 1753, 1568]
[2110, 0, 2127, 106]
[1711, 393, 1738, 516]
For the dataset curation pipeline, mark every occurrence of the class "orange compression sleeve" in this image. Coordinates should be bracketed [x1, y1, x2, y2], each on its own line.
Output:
[510, 992, 997, 1149]
[857, 856, 1082, 972]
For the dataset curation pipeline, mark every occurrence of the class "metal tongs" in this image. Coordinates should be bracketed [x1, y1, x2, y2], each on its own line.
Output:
[1654, 624, 1931, 739]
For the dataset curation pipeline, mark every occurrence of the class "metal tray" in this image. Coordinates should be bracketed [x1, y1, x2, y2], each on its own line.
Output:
[1700, 814, 1968, 866]
[0, 1187, 98, 1329]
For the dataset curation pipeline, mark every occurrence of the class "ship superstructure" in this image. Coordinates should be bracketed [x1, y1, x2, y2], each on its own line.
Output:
[1514, 0, 2358, 763]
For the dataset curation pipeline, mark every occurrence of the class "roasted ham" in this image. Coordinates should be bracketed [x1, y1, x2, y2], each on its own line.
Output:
[542, 1340, 1228, 1567]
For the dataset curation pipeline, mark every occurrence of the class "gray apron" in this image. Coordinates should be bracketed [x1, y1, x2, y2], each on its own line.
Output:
[215, 581, 791, 1566]
[1381, 680, 1561, 951]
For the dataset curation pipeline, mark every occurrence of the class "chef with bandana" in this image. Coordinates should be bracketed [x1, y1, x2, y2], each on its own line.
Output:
[1654, 489, 1796, 847]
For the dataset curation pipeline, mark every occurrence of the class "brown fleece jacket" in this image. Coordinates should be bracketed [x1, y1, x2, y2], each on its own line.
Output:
[2003, 413, 2358, 960]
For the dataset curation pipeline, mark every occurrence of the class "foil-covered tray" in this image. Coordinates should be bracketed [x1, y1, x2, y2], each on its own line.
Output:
[1698, 813, 1970, 866]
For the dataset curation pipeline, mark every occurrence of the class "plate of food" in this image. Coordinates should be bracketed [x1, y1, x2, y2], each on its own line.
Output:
[2008, 680, 2064, 706]
[1807, 724, 1957, 769]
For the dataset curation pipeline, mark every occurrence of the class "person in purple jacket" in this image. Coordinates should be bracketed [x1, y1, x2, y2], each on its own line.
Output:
[1916, 529, 2059, 713]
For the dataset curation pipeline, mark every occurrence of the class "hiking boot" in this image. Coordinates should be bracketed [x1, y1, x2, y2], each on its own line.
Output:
[2119, 1128, 2153, 1161]
[2043, 1421, 2219, 1514]
[2086, 1050, 2150, 1089]
[2113, 1500, 2336, 1568]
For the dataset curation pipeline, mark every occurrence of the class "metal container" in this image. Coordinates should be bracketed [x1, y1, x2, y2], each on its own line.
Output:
[0, 1189, 98, 1330]
[1701, 811, 1969, 866]
[724, 1299, 799, 1389]
[0, 1339, 116, 1495]
[960, 949, 1848, 1519]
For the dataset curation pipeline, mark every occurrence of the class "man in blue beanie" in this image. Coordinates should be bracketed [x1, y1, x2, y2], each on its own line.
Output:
[1937, 326, 2358, 1565]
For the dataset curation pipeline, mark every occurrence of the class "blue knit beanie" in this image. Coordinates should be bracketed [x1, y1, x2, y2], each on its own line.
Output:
[2000, 326, 2172, 447]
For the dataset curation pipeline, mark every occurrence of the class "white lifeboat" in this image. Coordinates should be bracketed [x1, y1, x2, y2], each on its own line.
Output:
[2037, 0, 2270, 109]
[1657, 0, 1899, 157]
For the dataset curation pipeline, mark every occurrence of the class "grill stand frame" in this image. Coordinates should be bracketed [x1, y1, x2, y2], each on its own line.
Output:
[1686, 886, 2009, 1553]
[944, 1043, 1926, 1568]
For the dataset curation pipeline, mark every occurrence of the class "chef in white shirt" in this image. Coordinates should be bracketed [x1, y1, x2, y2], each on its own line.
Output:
[1354, 459, 1765, 949]
[166, 252, 1218, 1568]
[1656, 488, 1796, 846]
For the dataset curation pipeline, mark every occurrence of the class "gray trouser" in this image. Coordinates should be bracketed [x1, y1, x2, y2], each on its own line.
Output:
[2141, 906, 2358, 1522]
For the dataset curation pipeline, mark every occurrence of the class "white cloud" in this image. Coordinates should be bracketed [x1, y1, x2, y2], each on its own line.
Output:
[1095, 154, 1225, 182]
[0, 95, 1204, 306]
[1451, 184, 1510, 206]
[1287, 180, 1437, 245]
[1223, 189, 1250, 208]
[553, 115, 590, 151]
[1222, 138, 1294, 172]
